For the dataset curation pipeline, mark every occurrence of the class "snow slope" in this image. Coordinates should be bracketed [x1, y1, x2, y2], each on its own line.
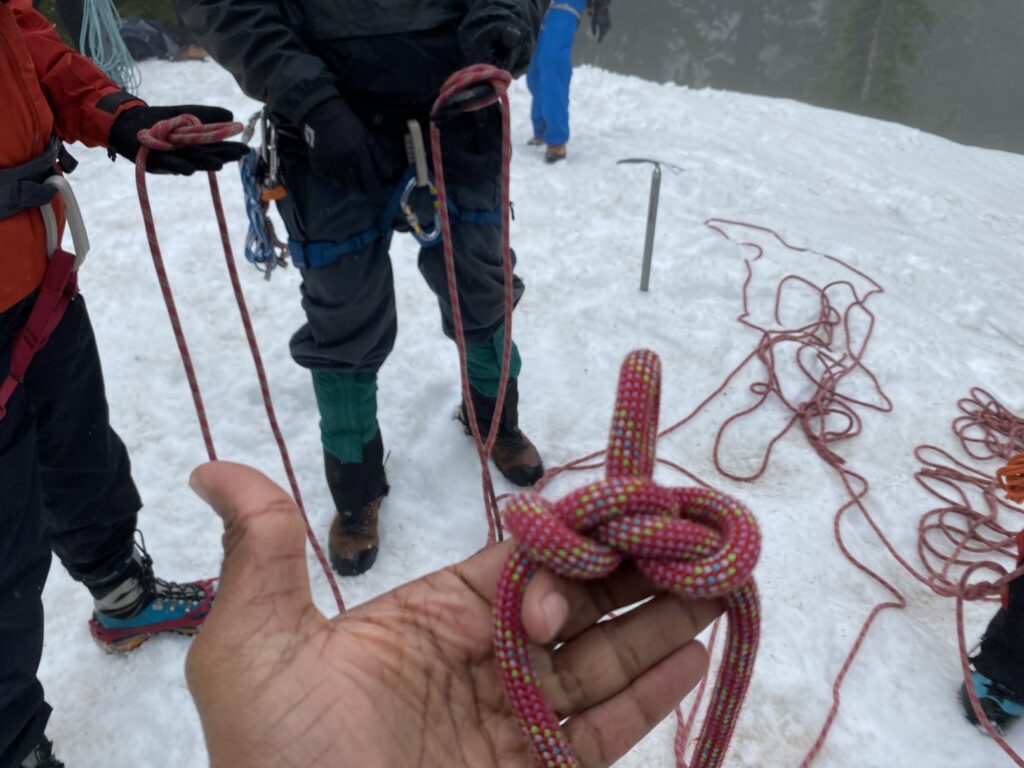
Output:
[36, 60, 1024, 767]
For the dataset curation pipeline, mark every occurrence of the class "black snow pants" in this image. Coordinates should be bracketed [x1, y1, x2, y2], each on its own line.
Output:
[974, 534, 1024, 699]
[0, 292, 140, 767]
[276, 27, 525, 373]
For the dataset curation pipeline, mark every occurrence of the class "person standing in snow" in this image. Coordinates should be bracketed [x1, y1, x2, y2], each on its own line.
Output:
[526, 0, 611, 163]
[0, 2, 246, 765]
[960, 457, 1024, 731]
[175, 0, 547, 577]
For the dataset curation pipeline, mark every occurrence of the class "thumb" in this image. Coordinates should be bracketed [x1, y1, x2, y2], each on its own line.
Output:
[190, 461, 316, 634]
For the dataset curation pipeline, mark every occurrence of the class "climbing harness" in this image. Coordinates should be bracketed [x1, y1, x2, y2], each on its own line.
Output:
[0, 175, 88, 421]
[284, 160, 496, 270]
[0, 136, 78, 220]
[241, 110, 495, 274]
[239, 109, 290, 278]
[497, 349, 761, 768]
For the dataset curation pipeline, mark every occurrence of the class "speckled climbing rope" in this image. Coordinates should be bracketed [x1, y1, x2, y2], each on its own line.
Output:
[494, 349, 761, 768]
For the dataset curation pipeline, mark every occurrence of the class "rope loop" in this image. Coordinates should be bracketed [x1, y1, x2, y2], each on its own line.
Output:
[505, 481, 758, 600]
[429, 65, 516, 544]
[137, 115, 243, 153]
[496, 350, 760, 768]
[955, 388, 1024, 462]
[430, 64, 512, 122]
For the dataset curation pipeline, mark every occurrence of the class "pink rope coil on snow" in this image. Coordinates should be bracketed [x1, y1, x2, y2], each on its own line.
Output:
[495, 349, 761, 768]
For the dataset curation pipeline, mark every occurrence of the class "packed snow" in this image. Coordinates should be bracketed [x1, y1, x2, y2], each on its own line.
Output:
[36, 59, 1024, 767]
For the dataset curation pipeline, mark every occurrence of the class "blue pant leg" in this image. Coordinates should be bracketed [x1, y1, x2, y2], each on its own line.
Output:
[526, 49, 545, 138]
[538, 1, 585, 145]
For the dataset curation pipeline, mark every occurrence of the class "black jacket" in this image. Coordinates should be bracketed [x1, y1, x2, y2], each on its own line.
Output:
[174, 0, 542, 125]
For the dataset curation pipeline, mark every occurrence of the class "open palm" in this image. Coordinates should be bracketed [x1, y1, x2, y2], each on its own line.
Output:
[186, 462, 721, 768]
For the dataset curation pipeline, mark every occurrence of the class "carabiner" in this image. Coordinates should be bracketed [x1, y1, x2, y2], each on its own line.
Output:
[40, 175, 90, 270]
[399, 176, 441, 246]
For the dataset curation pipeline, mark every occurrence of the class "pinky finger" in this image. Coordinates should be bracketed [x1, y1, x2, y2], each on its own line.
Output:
[565, 641, 710, 768]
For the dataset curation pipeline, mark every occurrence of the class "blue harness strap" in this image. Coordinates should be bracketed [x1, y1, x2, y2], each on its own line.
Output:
[289, 166, 503, 270]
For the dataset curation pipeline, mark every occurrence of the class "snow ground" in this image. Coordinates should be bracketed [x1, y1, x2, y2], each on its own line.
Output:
[36, 60, 1024, 767]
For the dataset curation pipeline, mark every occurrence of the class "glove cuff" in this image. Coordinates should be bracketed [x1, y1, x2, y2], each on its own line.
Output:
[96, 91, 147, 115]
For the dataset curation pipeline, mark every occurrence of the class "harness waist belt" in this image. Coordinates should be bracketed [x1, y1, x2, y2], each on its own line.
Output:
[0, 137, 78, 221]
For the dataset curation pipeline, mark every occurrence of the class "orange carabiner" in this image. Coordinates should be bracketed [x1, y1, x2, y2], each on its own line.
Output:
[997, 453, 1024, 503]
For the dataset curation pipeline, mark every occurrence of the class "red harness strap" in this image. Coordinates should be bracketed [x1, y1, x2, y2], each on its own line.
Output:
[0, 248, 78, 421]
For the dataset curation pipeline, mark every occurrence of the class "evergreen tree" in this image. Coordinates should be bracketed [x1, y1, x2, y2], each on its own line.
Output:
[814, 0, 938, 120]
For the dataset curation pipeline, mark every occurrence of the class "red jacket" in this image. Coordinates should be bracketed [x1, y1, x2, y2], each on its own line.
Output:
[0, 0, 139, 312]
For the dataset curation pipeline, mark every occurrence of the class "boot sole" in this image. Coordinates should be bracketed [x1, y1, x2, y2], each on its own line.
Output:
[93, 627, 201, 655]
[329, 545, 379, 576]
[501, 463, 545, 488]
[960, 682, 1014, 734]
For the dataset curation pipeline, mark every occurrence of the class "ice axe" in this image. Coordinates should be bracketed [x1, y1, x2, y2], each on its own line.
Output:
[617, 158, 683, 292]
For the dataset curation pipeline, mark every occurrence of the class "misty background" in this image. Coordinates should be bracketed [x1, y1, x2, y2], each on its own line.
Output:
[37, 0, 1024, 155]
[573, 0, 1024, 155]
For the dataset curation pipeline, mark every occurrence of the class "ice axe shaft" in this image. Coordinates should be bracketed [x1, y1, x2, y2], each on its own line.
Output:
[617, 158, 682, 292]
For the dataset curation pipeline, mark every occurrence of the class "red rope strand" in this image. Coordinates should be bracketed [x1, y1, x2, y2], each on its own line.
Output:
[430, 65, 517, 545]
[134, 114, 345, 613]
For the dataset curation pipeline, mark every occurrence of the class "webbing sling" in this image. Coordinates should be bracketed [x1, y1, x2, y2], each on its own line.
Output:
[0, 176, 88, 421]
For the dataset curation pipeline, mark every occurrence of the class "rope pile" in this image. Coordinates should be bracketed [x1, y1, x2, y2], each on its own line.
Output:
[911, 389, 1024, 762]
[80, 0, 140, 92]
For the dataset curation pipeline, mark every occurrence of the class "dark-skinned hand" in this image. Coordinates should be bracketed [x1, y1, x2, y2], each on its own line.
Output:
[186, 461, 722, 768]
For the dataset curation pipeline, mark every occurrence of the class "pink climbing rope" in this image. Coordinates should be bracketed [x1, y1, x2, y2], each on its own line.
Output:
[134, 114, 345, 613]
[430, 65, 517, 545]
[495, 349, 761, 768]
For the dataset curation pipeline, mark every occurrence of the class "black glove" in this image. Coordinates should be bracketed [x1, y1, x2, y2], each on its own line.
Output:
[591, 0, 611, 43]
[108, 105, 248, 175]
[301, 98, 390, 191]
[459, 18, 535, 76]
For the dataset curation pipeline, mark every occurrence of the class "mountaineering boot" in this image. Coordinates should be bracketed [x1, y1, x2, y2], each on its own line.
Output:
[458, 378, 544, 487]
[960, 670, 1024, 732]
[88, 539, 215, 653]
[19, 736, 64, 768]
[326, 429, 389, 576]
[545, 144, 567, 163]
[527, 136, 545, 146]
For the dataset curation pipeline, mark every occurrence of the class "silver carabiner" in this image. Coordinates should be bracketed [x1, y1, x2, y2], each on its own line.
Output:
[405, 119, 430, 188]
[261, 111, 282, 188]
[399, 176, 441, 245]
[40, 175, 90, 270]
